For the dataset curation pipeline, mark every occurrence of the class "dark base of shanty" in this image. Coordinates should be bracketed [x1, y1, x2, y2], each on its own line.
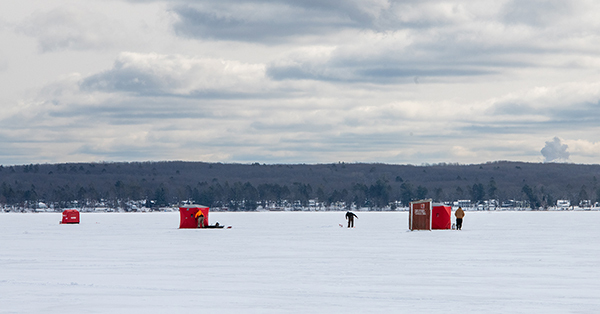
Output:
[202, 225, 232, 229]
[60, 222, 79, 224]
[182, 225, 232, 229]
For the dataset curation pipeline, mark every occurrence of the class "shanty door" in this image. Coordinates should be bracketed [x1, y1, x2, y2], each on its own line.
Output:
[411, 201, 431, 230]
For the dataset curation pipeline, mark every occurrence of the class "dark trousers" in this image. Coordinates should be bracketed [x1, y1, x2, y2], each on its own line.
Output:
[347, 218, 354, 228]
[456, 218, 463, 230]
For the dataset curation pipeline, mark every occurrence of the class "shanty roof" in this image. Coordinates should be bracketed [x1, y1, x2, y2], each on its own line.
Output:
[179, 204, 209, 209]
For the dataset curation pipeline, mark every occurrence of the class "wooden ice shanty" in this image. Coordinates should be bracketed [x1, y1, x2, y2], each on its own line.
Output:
[409, 200, 451, 230]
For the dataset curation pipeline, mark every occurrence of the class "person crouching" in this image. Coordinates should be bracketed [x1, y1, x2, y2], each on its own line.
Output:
[194, 211, 205, 228]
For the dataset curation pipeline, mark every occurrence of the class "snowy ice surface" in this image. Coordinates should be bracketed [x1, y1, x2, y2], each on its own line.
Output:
[1, 211, 599, 313]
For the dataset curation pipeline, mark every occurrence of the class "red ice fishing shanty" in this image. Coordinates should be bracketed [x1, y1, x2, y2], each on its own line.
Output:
[61, 209, 80, 224]
[179, 204, 209, 228]
[409, 199, 451, 231]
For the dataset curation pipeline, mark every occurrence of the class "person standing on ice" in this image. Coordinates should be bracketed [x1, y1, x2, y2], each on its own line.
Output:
[455, 207, 465, 230]
[345, 211, 358, 228]
[194, 211, 205, 228]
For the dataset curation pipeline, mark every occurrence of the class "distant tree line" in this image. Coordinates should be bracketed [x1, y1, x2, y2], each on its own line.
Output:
[1, 161, 600, 210]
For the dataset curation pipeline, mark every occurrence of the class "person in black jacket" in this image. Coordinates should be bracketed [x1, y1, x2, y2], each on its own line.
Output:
[345, 211, 358, 228]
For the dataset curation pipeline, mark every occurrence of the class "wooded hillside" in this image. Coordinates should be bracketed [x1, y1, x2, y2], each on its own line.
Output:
[1, 161, 599, 210]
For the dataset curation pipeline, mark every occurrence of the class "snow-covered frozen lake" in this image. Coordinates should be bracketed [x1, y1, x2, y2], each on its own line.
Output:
[1, 211, 599, 313]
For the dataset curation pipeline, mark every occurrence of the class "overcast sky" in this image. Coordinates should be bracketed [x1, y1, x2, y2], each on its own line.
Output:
[1, 0, 600, 166]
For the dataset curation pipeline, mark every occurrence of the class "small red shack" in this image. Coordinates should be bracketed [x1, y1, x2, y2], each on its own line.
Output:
[431, 204, 452, 229]
[179, 204, 209, 228]
[409, 200, 451, 230]
[409, 200, 431, 230]
[61, 209, 80, 224]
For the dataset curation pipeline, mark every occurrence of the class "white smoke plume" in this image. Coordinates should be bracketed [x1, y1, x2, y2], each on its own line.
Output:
[541, 137, 570, 162]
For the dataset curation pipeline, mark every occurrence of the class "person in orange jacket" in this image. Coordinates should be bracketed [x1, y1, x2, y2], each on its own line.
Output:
[194, 211, 205, 228]
[455, 207, 465, 230]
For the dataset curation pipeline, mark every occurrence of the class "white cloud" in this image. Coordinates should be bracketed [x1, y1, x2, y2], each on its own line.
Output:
[568, 139, 600, 158]
[16, 5, 124, 52]
[169, 0, 395, 42]
[488, 81, 600, 124]
[80, 52, 268, 96]
[451, 146, 479, 158]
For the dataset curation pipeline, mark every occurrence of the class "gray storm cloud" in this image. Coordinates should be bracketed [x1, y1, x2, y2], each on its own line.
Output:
[541, 137, 570, 162]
